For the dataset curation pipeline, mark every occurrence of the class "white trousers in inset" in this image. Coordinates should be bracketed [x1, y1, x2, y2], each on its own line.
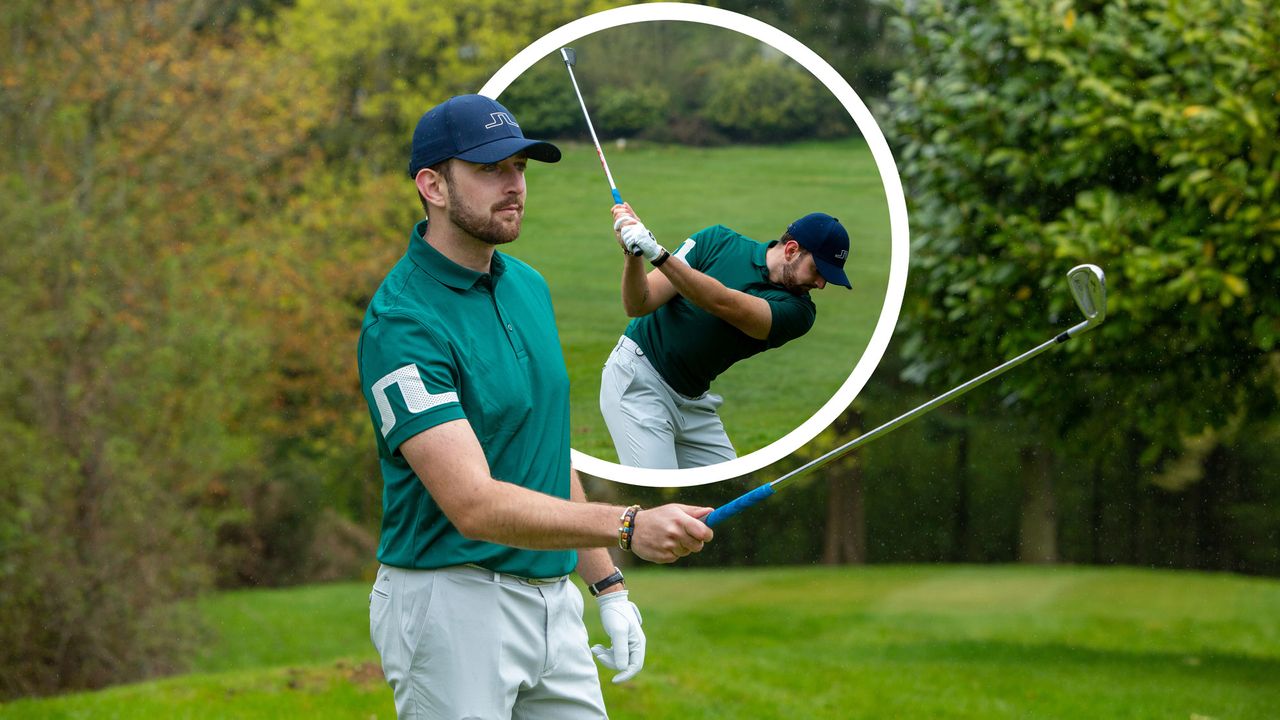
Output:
[599, 335, 736, 469]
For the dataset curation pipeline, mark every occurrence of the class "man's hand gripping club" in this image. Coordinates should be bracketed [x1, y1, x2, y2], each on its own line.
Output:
[612, 203, 666, 262]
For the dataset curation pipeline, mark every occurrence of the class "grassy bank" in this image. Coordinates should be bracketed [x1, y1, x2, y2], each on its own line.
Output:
[4, 565, 1277, 719]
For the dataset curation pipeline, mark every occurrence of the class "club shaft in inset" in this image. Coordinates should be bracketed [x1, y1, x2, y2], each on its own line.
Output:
[561, 49, 622, 205]
[705, 319, 1091, 527]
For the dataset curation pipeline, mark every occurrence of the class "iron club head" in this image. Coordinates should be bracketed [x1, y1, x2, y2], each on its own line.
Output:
[560, 47, 577, 67]
[1067, 264, 1106, 327]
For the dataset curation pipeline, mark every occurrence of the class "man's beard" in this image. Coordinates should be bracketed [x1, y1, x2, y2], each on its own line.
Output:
[448, 195, 522, 245]
[778, 254, 809, 293]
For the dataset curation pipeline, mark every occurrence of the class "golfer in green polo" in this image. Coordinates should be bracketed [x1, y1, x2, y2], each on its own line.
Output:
[601, 203, 852, 469]
[359, 95, 715, 719]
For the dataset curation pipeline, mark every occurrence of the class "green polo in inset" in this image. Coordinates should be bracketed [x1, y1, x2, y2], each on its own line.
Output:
[625, 224, 817, 397]
[357, 220, 574, 579]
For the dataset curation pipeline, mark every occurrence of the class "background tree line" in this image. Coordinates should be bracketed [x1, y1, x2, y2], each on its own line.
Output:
[2, 0, 1276, 700]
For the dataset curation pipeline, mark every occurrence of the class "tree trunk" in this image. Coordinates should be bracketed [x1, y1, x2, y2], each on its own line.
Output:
[1089, 456, 1104, 564]
[952, 427, 971, 562]
[823, 468, 866, 564]
[823, 409, 866, 564]
[1017, 444, 1058, 563]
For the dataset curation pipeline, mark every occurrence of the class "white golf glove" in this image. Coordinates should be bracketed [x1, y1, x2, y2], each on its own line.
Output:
[621, 221, 665, 262]
[613, 215, 643, 257]
[591, 590, 645, 683]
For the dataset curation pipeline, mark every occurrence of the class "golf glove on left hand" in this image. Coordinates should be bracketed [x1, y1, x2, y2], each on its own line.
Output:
[592, 590, 645, 683]
[613, 215, 643, 256]
[620, 222, 665, 262]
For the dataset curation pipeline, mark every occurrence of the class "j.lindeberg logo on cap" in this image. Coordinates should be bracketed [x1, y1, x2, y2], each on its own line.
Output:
[835, 249, 848, 260]
[484, 112, 519, 130]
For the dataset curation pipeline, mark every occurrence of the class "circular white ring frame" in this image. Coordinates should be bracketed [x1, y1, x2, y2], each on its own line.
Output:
[479, 2, 909, 487]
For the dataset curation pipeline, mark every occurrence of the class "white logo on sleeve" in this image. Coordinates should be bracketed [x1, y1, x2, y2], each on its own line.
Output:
[371, 364, 458, 437]
[674, 239, 696, 261]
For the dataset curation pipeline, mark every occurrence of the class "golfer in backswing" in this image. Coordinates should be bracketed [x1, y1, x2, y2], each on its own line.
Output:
[601, 204, 852, 469]
[358, 95, 715, 719]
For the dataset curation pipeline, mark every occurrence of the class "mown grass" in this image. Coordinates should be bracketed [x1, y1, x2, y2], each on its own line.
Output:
[508, 138, 893, 461]
[4, 565, 1277, 719]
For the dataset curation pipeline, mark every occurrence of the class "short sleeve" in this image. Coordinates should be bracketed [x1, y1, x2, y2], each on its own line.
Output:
[765, 296, 817, 348]
[682, 225, 731, 269]
[359, 312, 467, 454]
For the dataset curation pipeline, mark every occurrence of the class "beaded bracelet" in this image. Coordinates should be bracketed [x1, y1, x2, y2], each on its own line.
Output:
[618, 505, 641, 551]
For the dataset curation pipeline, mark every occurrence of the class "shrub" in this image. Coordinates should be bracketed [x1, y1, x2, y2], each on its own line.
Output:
[703, 55, 848, 143]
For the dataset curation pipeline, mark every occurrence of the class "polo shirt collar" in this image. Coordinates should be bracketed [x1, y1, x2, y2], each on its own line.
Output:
[757, 240, 774, 281]
[407, 219, 507, 289]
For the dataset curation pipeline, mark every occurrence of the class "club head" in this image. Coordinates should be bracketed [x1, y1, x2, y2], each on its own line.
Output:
[560, 47, 576, 67]
[1067, 264, 1106, 327]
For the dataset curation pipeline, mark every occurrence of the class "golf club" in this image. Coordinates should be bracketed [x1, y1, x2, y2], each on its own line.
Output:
[705, 264, 1108, 528]
[560, 47, 624, 206]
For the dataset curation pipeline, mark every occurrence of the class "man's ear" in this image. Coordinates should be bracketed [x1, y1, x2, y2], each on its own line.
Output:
[417, 165, 449, 208]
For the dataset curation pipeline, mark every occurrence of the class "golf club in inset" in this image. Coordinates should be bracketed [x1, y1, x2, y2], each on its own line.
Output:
[705, 264, 1108, 528]
[560, 47, 624, 206]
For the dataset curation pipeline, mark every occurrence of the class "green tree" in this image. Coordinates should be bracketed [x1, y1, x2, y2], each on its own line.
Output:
[715, 0, 901, 97]
[0, 0, 327, 696]
[703, 55, 838, 142]
[265, 0, 623, 173]
[882, 0, 1280, 560]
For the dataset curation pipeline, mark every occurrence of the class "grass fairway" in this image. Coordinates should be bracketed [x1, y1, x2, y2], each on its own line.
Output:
[507, 138, 893, 463]
[4, 565, 1277, 719]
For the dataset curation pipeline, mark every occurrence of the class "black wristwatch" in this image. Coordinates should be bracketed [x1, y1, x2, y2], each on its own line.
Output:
[587, 567, 626, 596]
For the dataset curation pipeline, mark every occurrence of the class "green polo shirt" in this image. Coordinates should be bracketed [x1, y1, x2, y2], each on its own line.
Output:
[357, 220, 574, 578]
[625, 224, 817, 397]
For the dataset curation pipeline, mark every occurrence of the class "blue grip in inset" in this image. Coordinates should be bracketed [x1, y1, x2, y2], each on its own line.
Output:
[706, 484, 776, 528]
[611, 188, 623, 205]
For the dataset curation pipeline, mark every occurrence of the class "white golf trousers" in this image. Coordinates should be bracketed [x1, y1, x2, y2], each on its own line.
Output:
[369, 564, 607, 719]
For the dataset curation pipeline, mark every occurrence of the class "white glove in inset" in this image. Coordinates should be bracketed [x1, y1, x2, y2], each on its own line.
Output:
[621, 222, 665, 262]
[591, 590, 646, 683]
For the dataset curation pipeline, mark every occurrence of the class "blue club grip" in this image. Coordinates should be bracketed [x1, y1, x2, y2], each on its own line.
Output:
[611, 188, 623, 205]
[705, 484, 776, 528]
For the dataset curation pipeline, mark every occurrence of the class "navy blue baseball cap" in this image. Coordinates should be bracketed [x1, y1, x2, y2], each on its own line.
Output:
[786, 213, 852, 289]
[408, 95, 561, 178]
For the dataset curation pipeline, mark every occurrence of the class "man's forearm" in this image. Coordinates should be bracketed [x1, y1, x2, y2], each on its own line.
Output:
[402, 422, 709, 564]
[657, 256, 771, 339]
[460, 479, 623, 550]
[621, 255, 652, 316]
[656, 255, 726, 312]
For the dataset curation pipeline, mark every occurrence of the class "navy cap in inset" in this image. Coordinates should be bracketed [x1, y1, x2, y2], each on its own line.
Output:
[786, 213, 852, 289]
[408, 95, 561, 178]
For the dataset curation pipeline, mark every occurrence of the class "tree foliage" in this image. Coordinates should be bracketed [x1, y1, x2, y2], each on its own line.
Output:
[883, 0, 1280, 460]
[497, 16, 860, 145]
[265, 0, 621, 173]
[715, 0, 900, 97]
[704, 54, 847, 142]
[0, 0, 327, 697]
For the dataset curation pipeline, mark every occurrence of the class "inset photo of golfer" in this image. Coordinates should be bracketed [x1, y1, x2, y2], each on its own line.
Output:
[493, 19, 899, 484]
